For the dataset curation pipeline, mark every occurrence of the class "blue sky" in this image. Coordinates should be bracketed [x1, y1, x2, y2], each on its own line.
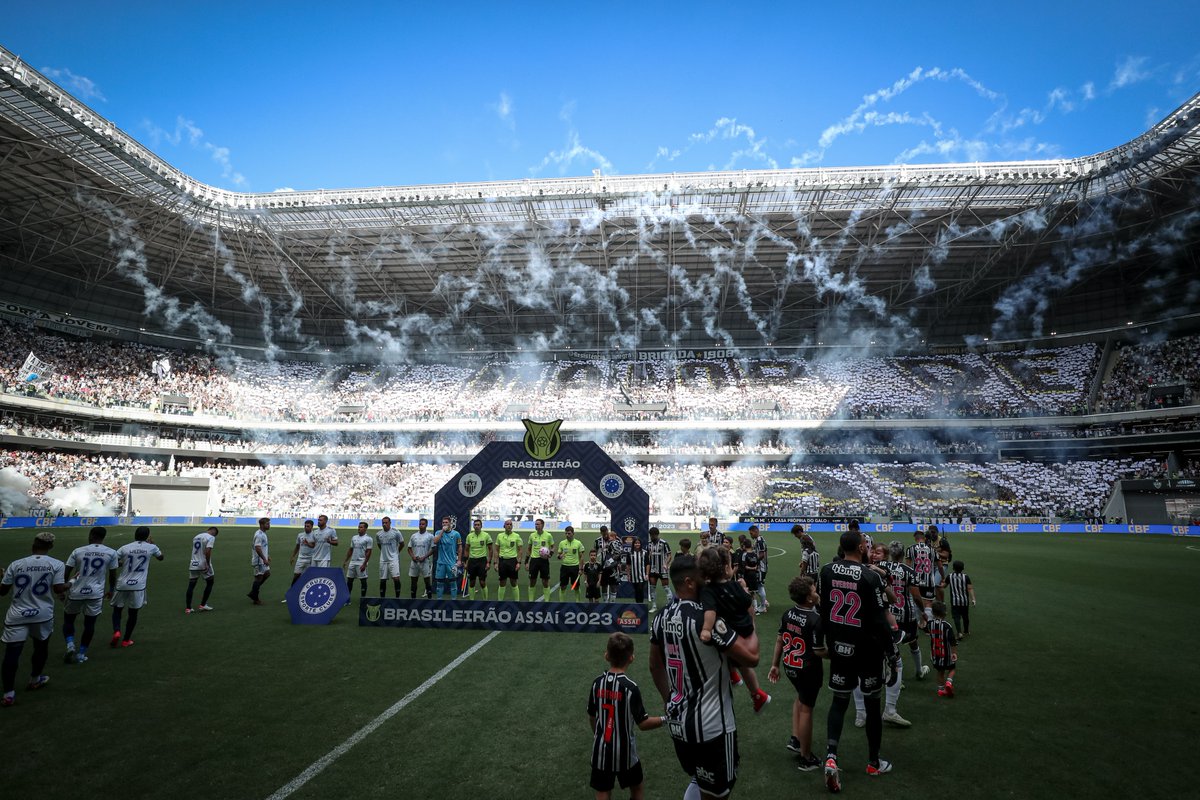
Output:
[4, 2, 1199, 193]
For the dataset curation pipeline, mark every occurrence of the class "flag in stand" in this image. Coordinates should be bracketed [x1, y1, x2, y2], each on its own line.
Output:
[17, 352, 53, 384]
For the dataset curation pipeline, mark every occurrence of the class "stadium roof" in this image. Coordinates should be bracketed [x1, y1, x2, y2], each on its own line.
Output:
[1, 44, 1199, 359]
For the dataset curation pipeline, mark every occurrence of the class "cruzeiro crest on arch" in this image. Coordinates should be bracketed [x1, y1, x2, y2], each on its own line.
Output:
[434, 420, 650, 541]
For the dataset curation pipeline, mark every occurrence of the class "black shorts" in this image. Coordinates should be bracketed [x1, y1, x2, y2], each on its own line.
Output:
[786, 665, 823, 707]
[919, 586, 936, 601]
[603, 573, 620, 589]
[743, 575, 761, 592]
[559, 565, 580, 588]
[827, 640, 885, 696]
[590, 761, 643, 792]
[528, 557, 550, 582]
[586, 583, 602, 600]
[671, 732, 738, 798]
[649, 570, 668, 581]
[466, 557, 488, 580]
[497, 557, 519, 581]
[897, 617, 919, 645]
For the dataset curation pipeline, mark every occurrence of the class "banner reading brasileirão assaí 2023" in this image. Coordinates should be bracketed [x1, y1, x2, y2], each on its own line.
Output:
[359, 597, 649, 634]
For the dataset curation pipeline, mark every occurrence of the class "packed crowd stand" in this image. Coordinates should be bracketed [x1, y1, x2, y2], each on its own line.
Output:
[1098, 334, 1200, 412]
[0, 416, 996, 458]
[5, 319, 1167, 424]
[0, 447, 1165, 523]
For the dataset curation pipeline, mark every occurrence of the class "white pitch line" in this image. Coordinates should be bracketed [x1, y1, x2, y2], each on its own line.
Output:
[1186, 546, 1200, 553]
[768, 546, 788, 557]
[266, 629, 500, 800]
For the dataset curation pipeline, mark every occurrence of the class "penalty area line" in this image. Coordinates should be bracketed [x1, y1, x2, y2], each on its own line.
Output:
[265, 629, 501, 800]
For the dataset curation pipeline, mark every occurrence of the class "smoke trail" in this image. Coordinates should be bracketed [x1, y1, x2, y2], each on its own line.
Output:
[991, 184, 1200, 340]
[78, 193, 234, 347]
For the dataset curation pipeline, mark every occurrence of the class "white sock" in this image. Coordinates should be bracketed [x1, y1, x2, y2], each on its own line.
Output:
[885, 681, 901, 713]
[852, 687, 865, 716]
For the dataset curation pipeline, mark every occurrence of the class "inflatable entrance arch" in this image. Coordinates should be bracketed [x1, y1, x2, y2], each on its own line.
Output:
[433, 422, 649, 539]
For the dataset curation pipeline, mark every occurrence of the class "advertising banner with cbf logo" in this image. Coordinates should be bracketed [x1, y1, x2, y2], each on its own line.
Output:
[359, 598, 649, 634]
[285, 567, 351, 625]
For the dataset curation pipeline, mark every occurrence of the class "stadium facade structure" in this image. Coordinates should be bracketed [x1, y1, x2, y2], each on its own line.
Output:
[1, 45, 1198, 515]
[1, 44, 1199, 360]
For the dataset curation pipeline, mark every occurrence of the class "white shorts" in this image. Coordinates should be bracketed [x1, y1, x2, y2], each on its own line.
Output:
[408, 560, 432, 578]
[65, 598, 103, 617]
[2, 619, 53, 643]
[254, 563, 271, 576]
[380, 559, 402, 579]
[313, 559, 331, 568]
[293, 557, 312, 574]
[345, 562, 368, 578]
[189, 567, 215, 579]
[111, 589, 145, 610]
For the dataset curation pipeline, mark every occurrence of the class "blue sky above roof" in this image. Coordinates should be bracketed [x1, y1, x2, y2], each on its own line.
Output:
[5, 1, 1198, 192]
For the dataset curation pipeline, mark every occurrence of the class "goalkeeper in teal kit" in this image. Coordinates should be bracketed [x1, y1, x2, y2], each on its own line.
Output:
[432, 517, 463, 599]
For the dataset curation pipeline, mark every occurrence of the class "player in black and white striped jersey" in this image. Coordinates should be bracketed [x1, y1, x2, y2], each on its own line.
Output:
[752, 526, 768, 586]
[625, 538, 648, 605]
[945, 560, 976, 640]
[794, 525, 820, 582]
[649, 554, 761, 799]
[884, 540, 930, 683]
[645, 527, 672, 612]
[587, 632, 663, 800]
[905, 529, 936, 623]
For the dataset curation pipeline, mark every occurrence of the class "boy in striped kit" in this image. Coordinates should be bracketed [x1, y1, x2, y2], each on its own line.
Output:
[945, 560, 976, 640]
[928, 601, 958, 697]
[587, 632, 663, 800]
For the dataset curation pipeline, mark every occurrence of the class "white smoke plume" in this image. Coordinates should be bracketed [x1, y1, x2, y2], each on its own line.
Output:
[0, 466, 35, 515]
[45, 481, 116, 516]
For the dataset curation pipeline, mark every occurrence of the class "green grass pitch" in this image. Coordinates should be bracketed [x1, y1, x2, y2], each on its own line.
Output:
[0, 525, 1194, 799]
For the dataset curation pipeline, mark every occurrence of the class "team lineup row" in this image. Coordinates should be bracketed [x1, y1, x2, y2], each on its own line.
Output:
[240, 515, 769, 607]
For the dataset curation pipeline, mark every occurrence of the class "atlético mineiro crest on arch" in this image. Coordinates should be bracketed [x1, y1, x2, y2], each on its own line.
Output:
[522, 419, 562, 461]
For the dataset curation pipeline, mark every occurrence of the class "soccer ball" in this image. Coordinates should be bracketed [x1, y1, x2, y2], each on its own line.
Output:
[539, 546, 551, 558]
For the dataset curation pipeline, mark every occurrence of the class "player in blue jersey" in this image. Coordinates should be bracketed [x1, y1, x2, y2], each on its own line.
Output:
[432, 516, 463, 599]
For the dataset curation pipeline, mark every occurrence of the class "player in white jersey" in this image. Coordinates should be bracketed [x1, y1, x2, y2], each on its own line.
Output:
[343, 521, 374, 598]
[1, 532, 68, 706]
[376, 516, 405, 597]
[62, 526, 119, 664]
[406, 518, 435, 599]
[247, 518, 271, 605]
[110, 526, 164, 648]
[289, 519, 316, 591]
[311, 514, 338, 567]
[185, 526, 219, 613]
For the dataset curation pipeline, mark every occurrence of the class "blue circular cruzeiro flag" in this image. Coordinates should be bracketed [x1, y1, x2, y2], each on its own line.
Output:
[285, 566, 350, 625]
